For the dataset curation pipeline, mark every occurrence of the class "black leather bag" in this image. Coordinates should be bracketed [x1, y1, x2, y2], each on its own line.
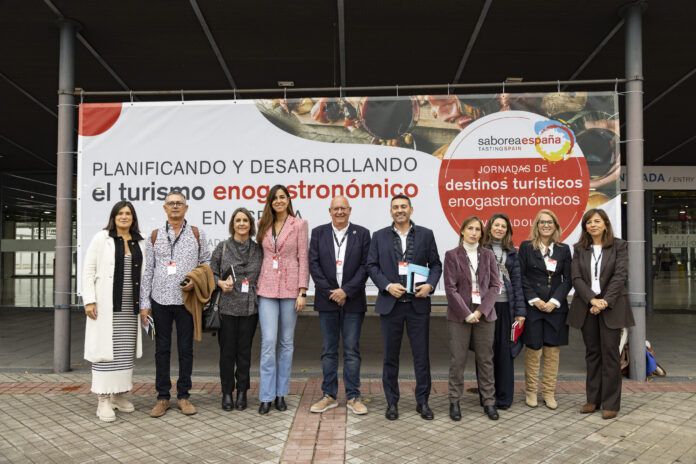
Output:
[202, 290, 222, 332]
[202, 241, 226, 332]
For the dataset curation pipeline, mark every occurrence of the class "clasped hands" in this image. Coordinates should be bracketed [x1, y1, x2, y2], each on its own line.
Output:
[589, 298, 609, 315]
[387, 283, 432, 299]
[533, 299, 557, 313]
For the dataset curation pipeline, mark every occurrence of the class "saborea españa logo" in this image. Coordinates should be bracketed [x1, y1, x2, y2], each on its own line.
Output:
[476, 119, 576, 163]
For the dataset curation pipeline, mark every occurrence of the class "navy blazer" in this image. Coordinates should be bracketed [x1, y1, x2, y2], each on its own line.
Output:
[367, 224, 442, 315]
[484, 244, 527, 318]
[309, 223, 371, 313]
[518, 240, 572, 320]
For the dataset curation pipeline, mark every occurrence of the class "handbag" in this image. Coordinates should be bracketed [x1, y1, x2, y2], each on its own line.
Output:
[202, 290, 222, 332]
[202, 241, 226, 332]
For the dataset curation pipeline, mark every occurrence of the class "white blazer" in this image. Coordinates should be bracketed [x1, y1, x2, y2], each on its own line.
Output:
[82, 230, 146, 363]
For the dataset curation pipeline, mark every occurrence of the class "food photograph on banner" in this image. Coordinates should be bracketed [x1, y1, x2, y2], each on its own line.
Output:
[77, 91, 620, 295]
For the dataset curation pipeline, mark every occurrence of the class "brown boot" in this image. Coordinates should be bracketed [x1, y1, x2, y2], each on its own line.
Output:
[541, 346, 560, 410]
[149, 399, 170, 418]
[602, 410, 618, 420]
[524, 348, 542, 407]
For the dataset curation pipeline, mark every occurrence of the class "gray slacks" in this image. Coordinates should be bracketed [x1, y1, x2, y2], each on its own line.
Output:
[448, 318, 496, 406]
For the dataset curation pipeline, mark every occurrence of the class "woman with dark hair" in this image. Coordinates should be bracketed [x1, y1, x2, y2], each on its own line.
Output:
[256, 185, 309, 414]
[482, 213, 526, 410]
[518, 209, 572, 410]
[444, 216, 501, 421]
[82, 201, 147, 423]
[211, 207, 263, 412]
[568, 208, 634, 420]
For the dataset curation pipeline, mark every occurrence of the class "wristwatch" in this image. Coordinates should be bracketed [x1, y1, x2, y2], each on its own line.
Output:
[299, 293, 307, 298]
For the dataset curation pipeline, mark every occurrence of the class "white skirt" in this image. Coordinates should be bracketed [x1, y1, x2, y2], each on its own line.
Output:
[91, 311, 137, 394]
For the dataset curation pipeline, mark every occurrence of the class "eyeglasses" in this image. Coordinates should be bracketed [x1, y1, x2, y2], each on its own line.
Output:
[331, 207, 349, 212]
[166, 201, 186, 207]
[538, 220, 555, 226]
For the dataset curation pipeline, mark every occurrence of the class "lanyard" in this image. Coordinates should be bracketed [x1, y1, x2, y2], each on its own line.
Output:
[468, 251, 480, 291]
[333, 229, 348, 259]
[272, 216, 288, 255]
[592, 247, 603, 281]
[166, 221, 186, 260]
[395, 226, 412, 260]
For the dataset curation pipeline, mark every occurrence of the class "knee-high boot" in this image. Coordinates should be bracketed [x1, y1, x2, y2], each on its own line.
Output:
[524, 348, 542, 407]
[541, 346, 560, 410]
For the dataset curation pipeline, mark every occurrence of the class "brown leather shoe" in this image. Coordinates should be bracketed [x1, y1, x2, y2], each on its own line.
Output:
[178, 398, 197, 415]
[580, 403, 597, 414]
[601, 409, 618, 420]
[149, 399, 170, 418]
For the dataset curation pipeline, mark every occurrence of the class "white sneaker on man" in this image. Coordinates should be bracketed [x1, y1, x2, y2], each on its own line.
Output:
[310, 395, 338, 413]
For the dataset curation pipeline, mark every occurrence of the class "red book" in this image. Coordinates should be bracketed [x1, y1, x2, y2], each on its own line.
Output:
[511, 320, 524, 343]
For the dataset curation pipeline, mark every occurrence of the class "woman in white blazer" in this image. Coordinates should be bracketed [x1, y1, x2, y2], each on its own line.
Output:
[82, 201, 146, 422]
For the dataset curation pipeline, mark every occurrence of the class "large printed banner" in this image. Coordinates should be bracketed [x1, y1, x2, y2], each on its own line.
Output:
[77, 92, 621, 294]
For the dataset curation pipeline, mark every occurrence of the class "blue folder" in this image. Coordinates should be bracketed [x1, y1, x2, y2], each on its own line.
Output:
[406, 263, 430, 294]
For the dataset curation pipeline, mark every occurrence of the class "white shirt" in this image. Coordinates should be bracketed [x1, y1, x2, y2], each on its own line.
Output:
[393, 224, 411, 258]
[591, 244, 603, 295]
[332, 223, 350, 286]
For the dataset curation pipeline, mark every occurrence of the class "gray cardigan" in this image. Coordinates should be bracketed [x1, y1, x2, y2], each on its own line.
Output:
[210, 237, 263, 317]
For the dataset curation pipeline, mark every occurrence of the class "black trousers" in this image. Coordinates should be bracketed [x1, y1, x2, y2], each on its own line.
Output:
[218, 313, 258, 394]
[152, 300, 194, 400]
[492, 302, 515, 408]
[380, 301, 431, 406]
[582, 313, 622, 411]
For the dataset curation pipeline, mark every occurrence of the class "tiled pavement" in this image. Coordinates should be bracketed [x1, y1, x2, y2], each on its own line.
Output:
[1, 310, 695, 463]
[1, 373, 695, 464]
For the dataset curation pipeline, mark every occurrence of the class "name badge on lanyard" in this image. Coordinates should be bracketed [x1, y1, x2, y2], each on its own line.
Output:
[272, 255, 279, 270]
[241, 278, 250, 293]
[472, 290, 481, 305]
[544, 257, 557, 272]
[398, 261, 409, 276]
[167, 261, 177, 275]
[336, 259, 344, 273]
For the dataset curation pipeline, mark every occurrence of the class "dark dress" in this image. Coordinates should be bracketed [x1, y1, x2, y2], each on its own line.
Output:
[518, 240, 572, 348]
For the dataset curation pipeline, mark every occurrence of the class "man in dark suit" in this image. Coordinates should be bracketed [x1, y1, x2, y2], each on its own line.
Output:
[367, 194, 442, 420]
[309, 196, 371, 415]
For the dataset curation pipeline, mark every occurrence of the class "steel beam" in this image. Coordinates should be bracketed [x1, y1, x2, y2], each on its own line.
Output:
[622, 0, 647, 381]
[54, 19, 78, 373]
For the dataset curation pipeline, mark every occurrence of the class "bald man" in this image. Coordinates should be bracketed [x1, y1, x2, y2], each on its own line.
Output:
[309, 196, 371, 415]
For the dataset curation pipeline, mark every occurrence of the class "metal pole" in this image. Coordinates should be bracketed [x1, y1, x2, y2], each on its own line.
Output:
[54, 19, 78, 373]
[72, 78, 627, 98]
[623, 1, 647, 381]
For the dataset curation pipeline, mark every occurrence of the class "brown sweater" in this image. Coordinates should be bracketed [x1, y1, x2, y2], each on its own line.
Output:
[182, 264, 216, 342]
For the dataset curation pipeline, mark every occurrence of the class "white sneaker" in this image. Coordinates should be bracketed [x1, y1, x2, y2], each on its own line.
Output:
[111, 393, 135, 413]
[310, 395, 338, 413]
[96, 396, 116, 422]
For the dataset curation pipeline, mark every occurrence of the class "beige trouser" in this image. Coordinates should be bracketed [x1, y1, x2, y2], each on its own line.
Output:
[448, 318, 496, 405]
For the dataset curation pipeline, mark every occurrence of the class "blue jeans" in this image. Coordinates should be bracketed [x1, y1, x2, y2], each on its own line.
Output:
[258, 297, 297, 402]
[319, 311, 365, 400]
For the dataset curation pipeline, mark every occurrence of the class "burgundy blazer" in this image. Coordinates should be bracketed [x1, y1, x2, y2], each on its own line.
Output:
[568, 238, 635, 330]
[444, 246, 501, 323]
[257, 216, 309, 299]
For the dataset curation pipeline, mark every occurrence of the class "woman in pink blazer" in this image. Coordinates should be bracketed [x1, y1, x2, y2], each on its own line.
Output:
[255, 185, 309, 414]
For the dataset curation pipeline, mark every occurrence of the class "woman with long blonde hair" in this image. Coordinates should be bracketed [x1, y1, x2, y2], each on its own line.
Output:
[518, 209, 571, 410]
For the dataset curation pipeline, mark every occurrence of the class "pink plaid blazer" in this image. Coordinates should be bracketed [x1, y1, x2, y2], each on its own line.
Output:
[256, 216, 310, 299]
